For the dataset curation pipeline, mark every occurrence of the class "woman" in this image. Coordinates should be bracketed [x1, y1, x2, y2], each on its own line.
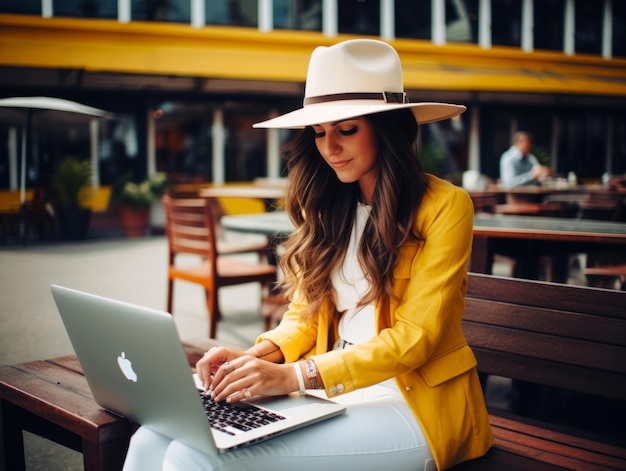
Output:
[124, 39, 492, 470]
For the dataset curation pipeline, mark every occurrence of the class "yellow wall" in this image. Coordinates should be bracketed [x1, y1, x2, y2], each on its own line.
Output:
[1, 14, 626, 97]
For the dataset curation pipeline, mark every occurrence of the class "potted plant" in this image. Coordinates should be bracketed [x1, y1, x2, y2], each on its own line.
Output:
[50, 156, 93, 240]
[113, 173, 167, 237]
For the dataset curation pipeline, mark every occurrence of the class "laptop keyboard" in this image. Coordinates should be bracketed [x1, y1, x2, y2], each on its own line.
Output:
[199, 392, 286, 436]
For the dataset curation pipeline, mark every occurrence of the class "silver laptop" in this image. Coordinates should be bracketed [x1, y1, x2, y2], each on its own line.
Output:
[51, 285, 345, 455]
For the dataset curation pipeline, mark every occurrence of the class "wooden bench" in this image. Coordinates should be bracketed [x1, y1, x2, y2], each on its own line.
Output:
[0, 341, 214, 471]
[453, 273, 626, 470]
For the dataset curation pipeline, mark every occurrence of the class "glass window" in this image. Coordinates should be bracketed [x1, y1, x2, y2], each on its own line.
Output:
[492, 0, 522, 48]
[534, 0, 564, 52]
[274, 0, 322, 31]
[154, 101, 214, 183]
[54, 0, 117, 19]
[446, 0, 478, 43]
[395, 0, 431, 40]
[132, 0, 190, 23]
[558, 112, 607, 177]
[206, 0, 258, 27]
[338, 0, 380, 36]
[612, 0, 626, 58]
[225, 111, 267, 182]
[575, 0, 602, 55]
[612, 114, 626, 175]
[0, 0, 40, 14]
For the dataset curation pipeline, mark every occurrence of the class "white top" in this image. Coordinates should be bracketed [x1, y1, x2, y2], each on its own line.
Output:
[332, 203, 376, 345]
[331, 203, 402, 395]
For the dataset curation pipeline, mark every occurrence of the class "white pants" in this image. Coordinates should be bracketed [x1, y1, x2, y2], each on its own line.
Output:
[123, 383, 435, 471]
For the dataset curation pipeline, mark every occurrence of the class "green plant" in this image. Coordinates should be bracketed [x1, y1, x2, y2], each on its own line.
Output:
[50, 157, 92, 209]
[113, 172, 168, 210]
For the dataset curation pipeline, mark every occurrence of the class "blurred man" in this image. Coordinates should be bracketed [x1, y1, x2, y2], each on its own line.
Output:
[499, 131, 551, 187]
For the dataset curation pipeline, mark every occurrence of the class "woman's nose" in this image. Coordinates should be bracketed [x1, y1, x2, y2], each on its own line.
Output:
[319, 135, 340, 157]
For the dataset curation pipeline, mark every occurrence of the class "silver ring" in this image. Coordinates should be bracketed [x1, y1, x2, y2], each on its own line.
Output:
[243, 388, 252, 399]
[222, 361, 232, 374]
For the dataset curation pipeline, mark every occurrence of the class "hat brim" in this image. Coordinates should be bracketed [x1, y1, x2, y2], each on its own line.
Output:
[253, 101, 466, 129]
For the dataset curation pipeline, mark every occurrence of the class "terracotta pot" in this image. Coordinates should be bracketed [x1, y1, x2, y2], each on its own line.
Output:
[118, 206, 150, 237]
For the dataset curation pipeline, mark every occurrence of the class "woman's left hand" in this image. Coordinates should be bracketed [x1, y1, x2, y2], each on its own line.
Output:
[199, 349, 299, 403]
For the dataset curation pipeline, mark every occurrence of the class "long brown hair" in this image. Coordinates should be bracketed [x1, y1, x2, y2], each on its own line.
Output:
[278, 108, 429, 320]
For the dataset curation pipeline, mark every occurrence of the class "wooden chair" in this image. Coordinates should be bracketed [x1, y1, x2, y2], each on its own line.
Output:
[167, 188, 271, 260]
[163, 195, 278, 338]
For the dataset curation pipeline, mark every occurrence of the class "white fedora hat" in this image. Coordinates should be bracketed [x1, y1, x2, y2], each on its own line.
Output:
[254, 39, 465, 129]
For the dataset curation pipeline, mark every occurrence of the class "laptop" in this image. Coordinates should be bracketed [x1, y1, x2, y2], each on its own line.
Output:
[51, 285, 346, 455]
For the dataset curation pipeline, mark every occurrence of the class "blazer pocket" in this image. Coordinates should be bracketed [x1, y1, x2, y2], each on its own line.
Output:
[418, 344, 477, 387]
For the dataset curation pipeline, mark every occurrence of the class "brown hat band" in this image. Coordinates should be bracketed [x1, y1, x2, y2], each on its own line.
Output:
[303, 91, 408, 106]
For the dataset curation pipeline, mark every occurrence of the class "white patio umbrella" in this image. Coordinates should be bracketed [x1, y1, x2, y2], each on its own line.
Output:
[0, 96, 114, 205]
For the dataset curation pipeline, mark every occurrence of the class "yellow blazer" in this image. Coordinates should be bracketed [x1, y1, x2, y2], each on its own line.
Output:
[258, 175, 493, 469]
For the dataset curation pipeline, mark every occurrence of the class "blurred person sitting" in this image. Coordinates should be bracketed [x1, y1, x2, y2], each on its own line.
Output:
[499, 131, 551, 187]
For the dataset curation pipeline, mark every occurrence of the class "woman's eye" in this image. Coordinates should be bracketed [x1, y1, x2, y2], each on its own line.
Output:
[313, 130, 325, 139]
[339, 126, 357, 136]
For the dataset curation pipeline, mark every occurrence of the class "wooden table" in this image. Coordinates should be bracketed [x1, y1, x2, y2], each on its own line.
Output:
[0, 342, 213, 471]
[199, 186, 286, 200]
[222, 212, 626, 283]
[471, 214, 626, 282]
[222, 211, 294, 237]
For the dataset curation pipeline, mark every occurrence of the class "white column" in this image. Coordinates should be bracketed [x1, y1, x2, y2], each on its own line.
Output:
[90, 119, 100, 187]
[118, 0, 130, 23]
[212, 108, 225, 184]
[267, 128, 281, 179]
[521, 0, 533, 52]
[380, 0, 395, 41]
[432, 0, 446, 45]
[468, 107, 480, 171]
[146, 108, 156, 178]
[191, 0, 205, 28]
[478, 0, 491, 49]
[323, 0, 337, 37]
[602, 0, 612, 59]
[564, 0, 575, 55]
[259, 0, 272, 32]
[42, 0, 52, 18]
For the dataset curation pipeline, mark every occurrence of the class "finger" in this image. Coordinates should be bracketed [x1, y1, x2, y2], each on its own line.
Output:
[223, 380, 253, 403]
[212, 364, 249, 401]
[196, 351, 212, 390]
[210, 360, 238, 395]
[227, 387, 252, 404]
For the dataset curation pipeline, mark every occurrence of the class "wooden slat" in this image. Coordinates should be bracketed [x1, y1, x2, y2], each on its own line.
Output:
[472, 348, 626, 400]
[490, 415, 626, 460]
[467, 273, 626, 319]
[464, 298, 626, 346]
[463, 323, 626, 375]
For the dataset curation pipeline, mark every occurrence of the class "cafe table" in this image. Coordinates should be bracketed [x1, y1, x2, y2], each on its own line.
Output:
[222, 212, 626, 283]
[199, 186, 286, 200]
[471, 214, 626, 282]
[199, 182, 287, 212]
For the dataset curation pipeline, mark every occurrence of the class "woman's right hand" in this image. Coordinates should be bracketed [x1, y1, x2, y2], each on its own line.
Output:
[196, 345, 245, 393]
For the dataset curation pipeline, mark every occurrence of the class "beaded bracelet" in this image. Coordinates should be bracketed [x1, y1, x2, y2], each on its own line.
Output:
[304, 359, 319, 389]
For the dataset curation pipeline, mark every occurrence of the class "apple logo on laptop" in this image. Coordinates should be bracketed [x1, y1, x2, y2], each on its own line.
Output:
[117, 352, 138, 382]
